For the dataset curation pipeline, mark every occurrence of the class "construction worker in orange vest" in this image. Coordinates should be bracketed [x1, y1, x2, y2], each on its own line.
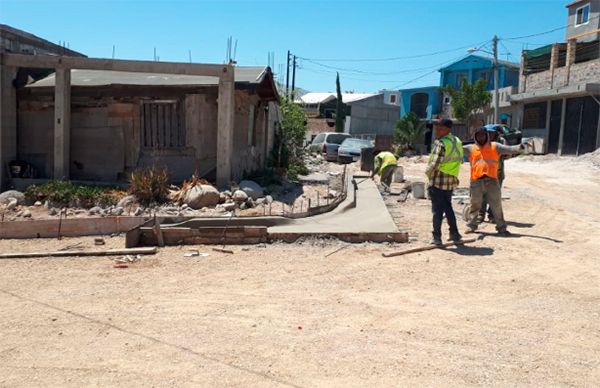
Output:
[463, 127, 529, 236]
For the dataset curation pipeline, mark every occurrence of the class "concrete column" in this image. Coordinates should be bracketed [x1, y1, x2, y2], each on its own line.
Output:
[0, 65, 18, 190]
[549, 44, 559, 89]
[216, 65, 235, 189]
[545, 100, 552, 151]
[565, 39, 576, 86]
[519, 51, 527, 93]
[53, 68, 71, 179]
[557, 97, 567, 155]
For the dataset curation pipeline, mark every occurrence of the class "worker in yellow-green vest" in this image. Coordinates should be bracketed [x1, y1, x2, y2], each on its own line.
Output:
[371, 149, 398, 192]
[425, 118, 464, 245]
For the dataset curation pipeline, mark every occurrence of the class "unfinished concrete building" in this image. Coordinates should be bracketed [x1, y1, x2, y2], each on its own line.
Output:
[0, 25, 279, 190]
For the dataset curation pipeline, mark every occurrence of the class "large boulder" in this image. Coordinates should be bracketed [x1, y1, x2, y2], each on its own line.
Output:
[239, 180, 264, 200]
[184, 185, 220, 209]
[0, 190, 25, 205]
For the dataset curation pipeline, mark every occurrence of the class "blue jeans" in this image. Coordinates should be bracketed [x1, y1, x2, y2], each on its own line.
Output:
[428, 186, 459, 239]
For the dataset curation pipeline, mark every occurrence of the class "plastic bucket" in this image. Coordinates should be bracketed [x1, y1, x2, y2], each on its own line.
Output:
[411, 182, 426, 199]
[393, 167, 404, 183]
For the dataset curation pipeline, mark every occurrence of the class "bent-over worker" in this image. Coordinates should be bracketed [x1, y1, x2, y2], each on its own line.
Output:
[372, 149, 398, 192]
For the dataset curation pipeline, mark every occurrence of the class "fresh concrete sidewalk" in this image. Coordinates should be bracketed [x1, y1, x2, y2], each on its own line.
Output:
[269, 173, 398, 234]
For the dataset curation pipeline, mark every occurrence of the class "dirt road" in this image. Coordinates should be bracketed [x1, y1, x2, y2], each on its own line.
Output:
[1, 155, 599, 387]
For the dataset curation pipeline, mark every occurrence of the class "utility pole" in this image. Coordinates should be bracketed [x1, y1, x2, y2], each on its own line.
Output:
[492, 35, 499, 124]
[285, 50, 291, 99]
[291, 55, 297, 101]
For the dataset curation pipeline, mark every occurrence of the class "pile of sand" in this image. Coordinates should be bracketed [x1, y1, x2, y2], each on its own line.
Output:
[578, 148, 600, 170]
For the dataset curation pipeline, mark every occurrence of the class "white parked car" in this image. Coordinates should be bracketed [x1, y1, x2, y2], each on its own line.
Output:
[308, 132, 351, 162]
[337, 138, 374, 163]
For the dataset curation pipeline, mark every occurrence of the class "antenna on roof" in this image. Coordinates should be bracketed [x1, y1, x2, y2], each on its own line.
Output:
[153, 47, 157, 61]
[188, 49, 192, 63]
[112, 45, 115, 59]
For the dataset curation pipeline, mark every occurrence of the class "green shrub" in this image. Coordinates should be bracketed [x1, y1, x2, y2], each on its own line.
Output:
[286, 163, 309, 181]
[128, 167, 170, 206]
[24, 180, 121, 207]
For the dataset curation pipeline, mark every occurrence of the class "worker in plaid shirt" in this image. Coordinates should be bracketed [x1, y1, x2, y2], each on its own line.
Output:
[425, 118, 463, 245]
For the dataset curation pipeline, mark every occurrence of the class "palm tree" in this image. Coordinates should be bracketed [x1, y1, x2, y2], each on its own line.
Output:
[395, 112, 426, 151]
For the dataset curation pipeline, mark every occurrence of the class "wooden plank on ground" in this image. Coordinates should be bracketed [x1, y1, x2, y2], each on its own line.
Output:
[0, 247, 157, 260]
[381, 237, 478, 257]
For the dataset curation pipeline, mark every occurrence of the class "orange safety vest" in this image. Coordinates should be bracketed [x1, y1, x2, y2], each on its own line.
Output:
[469, 142, 499, 181]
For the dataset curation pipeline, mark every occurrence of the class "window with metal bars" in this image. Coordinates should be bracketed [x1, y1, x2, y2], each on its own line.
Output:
[141, 100, 185, 149]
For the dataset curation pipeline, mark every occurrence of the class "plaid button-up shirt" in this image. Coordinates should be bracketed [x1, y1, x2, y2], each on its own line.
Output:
[426, 139, 460, 191]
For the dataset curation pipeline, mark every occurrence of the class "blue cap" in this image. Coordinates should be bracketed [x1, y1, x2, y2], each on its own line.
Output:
[484, 124, 498, 133]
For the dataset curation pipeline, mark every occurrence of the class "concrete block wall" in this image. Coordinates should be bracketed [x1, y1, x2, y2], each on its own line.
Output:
[569, 60, 600, 85]
[231, 91, 266, 181]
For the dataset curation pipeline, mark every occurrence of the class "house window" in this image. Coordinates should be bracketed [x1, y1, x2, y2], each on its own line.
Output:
[141, 100, 185, 149]
[410, 93, 429, 119]
[455, 72, 468, 88]
[575, 3, 590, 26]
[523, 102, 547, 129]
[389, 94, 397, 104]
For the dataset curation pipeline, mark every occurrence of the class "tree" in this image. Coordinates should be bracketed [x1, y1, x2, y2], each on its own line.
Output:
[395, 112, 427, 151]
[271, 97, 307, 169]
[441, 78, 491, 130]
[335, 72, 345, 133]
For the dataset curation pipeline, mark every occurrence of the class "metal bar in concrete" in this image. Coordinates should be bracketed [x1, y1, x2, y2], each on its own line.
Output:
[0, 53, 229, 78]
[54, 68, 71, 179]
[216, 67, 235, 188]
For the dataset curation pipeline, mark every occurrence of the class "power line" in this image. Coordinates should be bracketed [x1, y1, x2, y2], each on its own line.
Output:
[301, 58, 455, 76]
[503, 14, 600, 41]
[388, 53, 471, 90]
[300, 65, 441, 84]
[297, 40, 489, 63]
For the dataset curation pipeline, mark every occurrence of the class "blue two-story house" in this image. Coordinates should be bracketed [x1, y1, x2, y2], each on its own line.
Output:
[439, 54, 520, 90]
[399, 54, 520, 120]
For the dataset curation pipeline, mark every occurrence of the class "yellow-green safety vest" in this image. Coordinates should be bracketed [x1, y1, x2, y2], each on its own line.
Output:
[432, 134, 463, 177]
[375, 151, 397, 175]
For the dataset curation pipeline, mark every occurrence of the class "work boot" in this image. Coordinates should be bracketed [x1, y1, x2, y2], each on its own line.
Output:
[497, 229, 512, 237]
[465, 224, 477, 234]
[430, 234, 442, 246]
[449, 233, 463, 243]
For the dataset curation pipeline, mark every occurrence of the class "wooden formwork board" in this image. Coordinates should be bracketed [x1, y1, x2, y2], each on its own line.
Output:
[0, 217, 150, 239]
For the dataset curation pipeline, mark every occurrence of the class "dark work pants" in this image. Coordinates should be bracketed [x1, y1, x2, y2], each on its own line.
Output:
[428, 186, 459, 239]
[479, 178, 504, 218]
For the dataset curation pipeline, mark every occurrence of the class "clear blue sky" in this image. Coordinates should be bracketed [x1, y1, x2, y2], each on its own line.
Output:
[0, 0, 568, 93]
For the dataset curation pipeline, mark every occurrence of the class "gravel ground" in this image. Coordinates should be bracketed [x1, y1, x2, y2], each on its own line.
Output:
[1, 155, 599, 387]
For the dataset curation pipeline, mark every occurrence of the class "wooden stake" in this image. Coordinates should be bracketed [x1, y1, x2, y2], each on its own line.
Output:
[153, 215, 164, 247]
[381, 237, 477, 257]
